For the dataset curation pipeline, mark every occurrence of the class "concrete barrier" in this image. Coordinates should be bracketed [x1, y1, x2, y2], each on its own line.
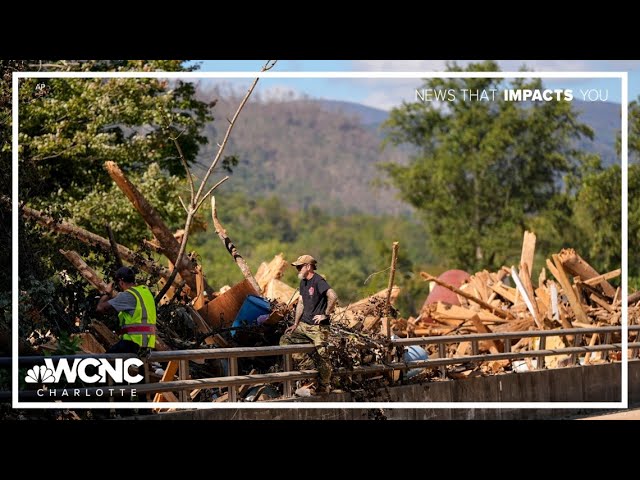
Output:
[133, 362, 635, 420]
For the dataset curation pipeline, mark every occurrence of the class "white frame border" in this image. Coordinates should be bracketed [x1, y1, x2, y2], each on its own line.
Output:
[12, 70, 629, 410]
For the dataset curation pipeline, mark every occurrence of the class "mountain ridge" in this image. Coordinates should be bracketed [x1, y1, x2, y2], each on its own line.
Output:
[194, 88, 621, 216]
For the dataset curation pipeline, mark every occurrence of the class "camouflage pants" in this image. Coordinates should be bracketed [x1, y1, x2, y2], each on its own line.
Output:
[280, 322, 332, 387]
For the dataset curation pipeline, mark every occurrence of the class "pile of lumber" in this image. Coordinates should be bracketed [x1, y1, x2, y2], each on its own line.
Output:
[387, 232, 625, 370]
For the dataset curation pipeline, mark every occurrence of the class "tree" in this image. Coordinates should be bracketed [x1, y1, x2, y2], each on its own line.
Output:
[18, 60, 213, 210]
[627, 99, 640, 286]
[382, 61, 594, 271]
[572, 97, 640, 287]
[4, 60, 214, 338]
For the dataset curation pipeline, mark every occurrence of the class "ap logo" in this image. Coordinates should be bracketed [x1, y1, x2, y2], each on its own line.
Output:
[25, 365, 55, 384]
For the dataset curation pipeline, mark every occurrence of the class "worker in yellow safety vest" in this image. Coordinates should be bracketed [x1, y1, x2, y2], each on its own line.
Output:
[97, 266, 157, 354]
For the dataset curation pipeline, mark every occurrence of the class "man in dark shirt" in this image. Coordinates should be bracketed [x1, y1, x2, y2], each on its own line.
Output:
[280, 254, 338, 394]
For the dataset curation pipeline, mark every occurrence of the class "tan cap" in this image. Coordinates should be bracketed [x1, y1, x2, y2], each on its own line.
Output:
[291, 254, 317, 267]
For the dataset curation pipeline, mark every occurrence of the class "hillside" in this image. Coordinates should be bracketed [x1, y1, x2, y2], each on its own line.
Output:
[194, 86, 621, 215]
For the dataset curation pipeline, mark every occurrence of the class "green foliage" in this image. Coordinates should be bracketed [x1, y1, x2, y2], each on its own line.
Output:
[629, 100, 640, 158]
[629, 99, 640, 288]
[2, 60, 213, 340]
[19, 72, 212, 206]
[52, 332, 82, 356]
[65, 162, 205, 246]
[191, 191, 435, 316]
[571, 165, 622, 274]
[381, 61, 595, 272]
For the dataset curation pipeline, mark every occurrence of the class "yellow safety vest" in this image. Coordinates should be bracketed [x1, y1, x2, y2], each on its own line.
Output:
[118, 285, 156, 348]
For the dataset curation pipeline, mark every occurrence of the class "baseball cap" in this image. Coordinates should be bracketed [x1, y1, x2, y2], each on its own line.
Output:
[114, 266, 136, 283]
[291, 254, 317, 267]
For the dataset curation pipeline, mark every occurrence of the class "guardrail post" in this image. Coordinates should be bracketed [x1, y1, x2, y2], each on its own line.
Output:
[537, 336, 546, 370]
[471, 339, 479, 355]
[143, 361, 151, 402]
[438, 343, 447, 379]
[228, 357, 238, 402]
[603, 332, 612, 361]
[283, 354, 293, 398]
[571, 333, 582, 365]
[178, 360, 189, 402]
[504, 337, 511, 353]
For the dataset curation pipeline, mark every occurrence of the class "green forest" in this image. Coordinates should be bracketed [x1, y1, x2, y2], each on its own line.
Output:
[1, 59, 638, 349]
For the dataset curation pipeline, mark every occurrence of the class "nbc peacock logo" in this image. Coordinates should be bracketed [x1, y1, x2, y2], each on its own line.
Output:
[25, 365, 55, 384]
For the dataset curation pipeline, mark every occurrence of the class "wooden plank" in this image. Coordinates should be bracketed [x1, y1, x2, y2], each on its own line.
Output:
[161, 391, 180, 402]
[557, 248, 616, 297]
[197, 279, 260, 330]
[468, 273, 490, 302]
[72, 333, 106, 354]
[469, 315, 503, 354]
[588, 295, 614, 314]
[192, 265, 206, 311]
[538, 267, 546, 289]
[583, 268, 621, 286]
[421, 272, 513, 319]
[517, 263, 543, 328]
[428, 302, 505, 322]
[520, 230, 537, 284]
[152, 360, 179, 405]
[535, 286, 550, 319]
[90, 319, 119, 348]
[254, 254, 289, 293]
[489, 282, 518, 304]
[455, 341, 471, 356]
[264, 278, 300, 304]
[204, 334, 230, 348]
[549, 255, 590, 325]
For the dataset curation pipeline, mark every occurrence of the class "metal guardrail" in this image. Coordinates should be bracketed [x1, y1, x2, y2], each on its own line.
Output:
[2, 325, 639, 403]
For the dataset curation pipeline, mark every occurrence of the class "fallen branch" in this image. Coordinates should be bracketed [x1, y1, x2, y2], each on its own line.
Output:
[60, 249, 112, 296]
[211, 196, 261, 293]
[105, 161, 205, 295]
[14, 201, 181, 287]
[105, 223, 123, 268]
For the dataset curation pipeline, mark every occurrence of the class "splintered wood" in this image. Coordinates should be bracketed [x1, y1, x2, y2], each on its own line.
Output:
[389, 231, 623, 372]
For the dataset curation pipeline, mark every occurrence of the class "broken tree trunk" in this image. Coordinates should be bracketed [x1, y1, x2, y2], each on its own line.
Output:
[557, 248, 616, 298]
[105, 161, 204, 295]
[19, 203, 183, 289]
[60, 250, 113, 297]
[211, 196, 261, 294]
[370, 241, 399, 336]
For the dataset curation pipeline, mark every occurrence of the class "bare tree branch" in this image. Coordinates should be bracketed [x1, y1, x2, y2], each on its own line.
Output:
[154, 60, 276, 303]
[170, 131, 195, 201]
[105, 222, 123, 268]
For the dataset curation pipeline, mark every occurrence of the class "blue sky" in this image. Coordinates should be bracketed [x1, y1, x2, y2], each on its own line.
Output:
[189, 60, 640, 111]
